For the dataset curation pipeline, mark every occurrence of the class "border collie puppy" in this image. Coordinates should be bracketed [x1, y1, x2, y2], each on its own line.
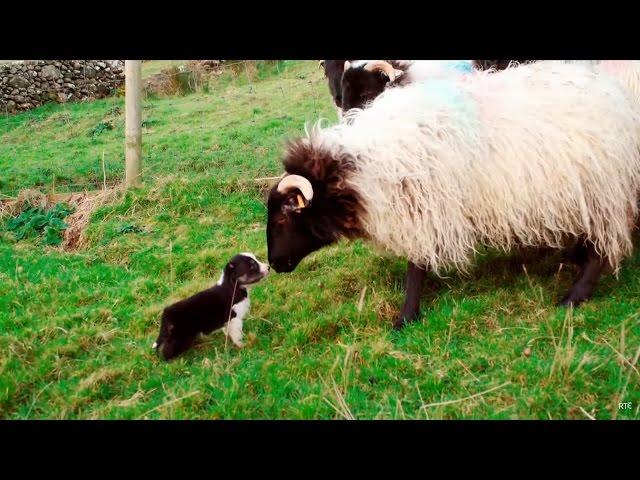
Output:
[152, 253, 269, 360]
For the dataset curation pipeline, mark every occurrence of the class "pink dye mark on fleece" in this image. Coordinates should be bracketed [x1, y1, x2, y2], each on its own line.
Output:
[460, 73, 492, 125]
[598, 60, 629, 75]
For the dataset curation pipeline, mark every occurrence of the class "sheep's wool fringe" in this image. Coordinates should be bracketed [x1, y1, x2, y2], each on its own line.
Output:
[308, 62, 640, 274]
[540, 61, 640, 108]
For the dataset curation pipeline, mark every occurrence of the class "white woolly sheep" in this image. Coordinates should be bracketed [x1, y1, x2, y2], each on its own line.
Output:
[267, 61, 640, 329]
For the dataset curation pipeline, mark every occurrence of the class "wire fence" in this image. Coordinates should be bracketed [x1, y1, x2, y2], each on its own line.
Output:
[0, 60, 331, 200]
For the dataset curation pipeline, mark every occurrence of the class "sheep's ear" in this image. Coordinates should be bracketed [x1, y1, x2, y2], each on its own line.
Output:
[383, 69, 403, 83]
[282, 193, 310, 214]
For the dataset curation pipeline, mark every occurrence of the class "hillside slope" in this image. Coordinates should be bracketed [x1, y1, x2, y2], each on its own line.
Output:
[0, 61, 638, 419]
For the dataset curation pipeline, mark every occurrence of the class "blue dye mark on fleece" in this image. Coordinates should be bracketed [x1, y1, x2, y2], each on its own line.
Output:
[416, 77, 470, 109]
[440, 60, 475, 74]
[414, 75, 479, 132]
[411, 60, 476, 108]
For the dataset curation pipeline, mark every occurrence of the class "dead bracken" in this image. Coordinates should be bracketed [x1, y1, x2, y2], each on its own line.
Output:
[1, 187, 119, 251]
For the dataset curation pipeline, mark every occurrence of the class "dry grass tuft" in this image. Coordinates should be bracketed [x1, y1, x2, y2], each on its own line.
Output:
[78, 368, 122, 392]
[143, 63, 213, 97]
[1, 189, 49, 218]
[62, 188, 120, 251]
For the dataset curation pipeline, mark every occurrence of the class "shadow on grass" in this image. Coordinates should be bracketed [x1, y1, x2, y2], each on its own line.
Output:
[355, 245, 599, 327]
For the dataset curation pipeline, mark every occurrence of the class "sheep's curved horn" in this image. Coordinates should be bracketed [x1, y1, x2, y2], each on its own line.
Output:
[344, 60, 352, 71]
[277, 174, 314, 202]
[318, 60, 325, 69]
[364, 60, 402, 82]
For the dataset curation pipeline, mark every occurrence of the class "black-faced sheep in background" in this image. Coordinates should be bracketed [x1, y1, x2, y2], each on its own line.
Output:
[319, 60, 350, 116]
[321, 60, 476, 116]
[340, 60, 475, 112]
[472, 60, 534, 71]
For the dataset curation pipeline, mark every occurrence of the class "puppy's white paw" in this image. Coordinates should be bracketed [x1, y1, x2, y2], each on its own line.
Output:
[232, 341, 245, 349]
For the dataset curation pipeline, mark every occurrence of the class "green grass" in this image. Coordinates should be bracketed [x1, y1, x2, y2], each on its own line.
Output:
[1, 61, 638, 419]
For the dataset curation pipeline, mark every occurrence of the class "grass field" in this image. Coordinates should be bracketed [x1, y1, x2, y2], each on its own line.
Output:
[0, 60, 638, 419]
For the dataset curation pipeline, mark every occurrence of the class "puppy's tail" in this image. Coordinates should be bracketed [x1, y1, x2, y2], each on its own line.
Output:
[152, 308, 169, 350]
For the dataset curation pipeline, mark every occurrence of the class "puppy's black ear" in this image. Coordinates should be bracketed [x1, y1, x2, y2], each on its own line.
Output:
[225, 261, 237, 282]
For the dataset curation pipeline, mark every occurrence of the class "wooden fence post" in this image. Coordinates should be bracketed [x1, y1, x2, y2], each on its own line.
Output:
[125, 60, 142, 187]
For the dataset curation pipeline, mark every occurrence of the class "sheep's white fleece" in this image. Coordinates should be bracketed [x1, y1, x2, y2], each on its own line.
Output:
[394, 60, 475, 78]
[553, 61, 640, 107]
[309, 62, 640, 274]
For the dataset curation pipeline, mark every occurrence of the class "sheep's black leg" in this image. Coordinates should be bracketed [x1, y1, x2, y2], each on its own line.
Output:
[394, 261, 427, 330]
[559, 242, 606, 307]
[565, 241, 589, 266]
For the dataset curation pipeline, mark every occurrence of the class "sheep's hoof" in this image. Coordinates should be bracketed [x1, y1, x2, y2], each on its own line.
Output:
[557, 294, 588, 308]
[557, 297, 573, 307]
[393, 318, 407, 330]
[394, 310, 419, 330]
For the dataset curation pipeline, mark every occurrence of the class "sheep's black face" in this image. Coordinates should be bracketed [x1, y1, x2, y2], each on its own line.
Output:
[341, 68, 388, 112]
[322, 60, 349, 108]
[267, 140, 365, 274]
[266, 186, 332, 273]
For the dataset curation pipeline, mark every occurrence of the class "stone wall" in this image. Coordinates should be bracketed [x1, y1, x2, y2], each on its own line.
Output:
[0, 60, 124, 114]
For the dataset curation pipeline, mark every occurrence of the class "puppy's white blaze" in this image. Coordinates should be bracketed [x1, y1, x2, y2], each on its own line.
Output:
[259, 262, 269, 276]
[239, 252, 269, 277]
[239, 252, 258, 262]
